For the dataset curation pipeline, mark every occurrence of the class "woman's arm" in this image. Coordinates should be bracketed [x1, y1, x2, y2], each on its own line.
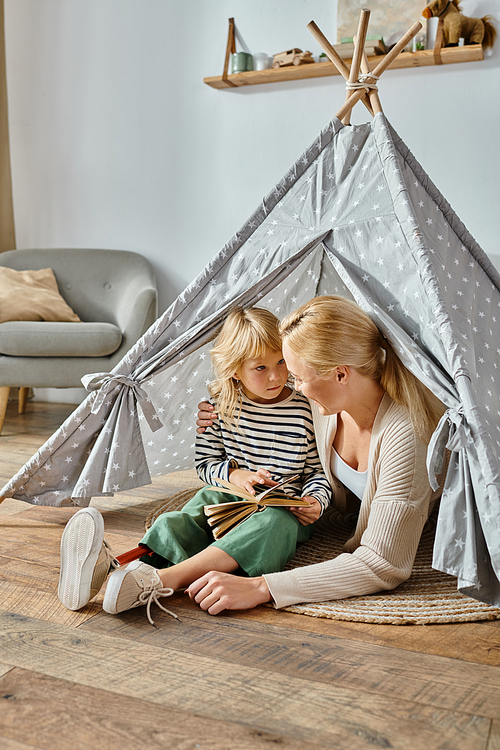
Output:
[265, 411, 433, 607]
[196, 401, 216, 433]
[195, 403, 237, 484]
[186, 571, 272, 614]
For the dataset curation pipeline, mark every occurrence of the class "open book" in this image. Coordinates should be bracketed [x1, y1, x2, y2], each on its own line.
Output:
[204, 474, 311, 539]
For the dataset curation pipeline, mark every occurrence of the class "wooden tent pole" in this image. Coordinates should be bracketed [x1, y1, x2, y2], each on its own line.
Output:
[360, 50, 383, 115]
[307, 20, 374, 116]
[335, 20, 422, 122]
[343, 8, 371, 125]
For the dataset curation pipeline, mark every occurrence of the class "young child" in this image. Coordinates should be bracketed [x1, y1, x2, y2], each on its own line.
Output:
[58, 306, 332, 624]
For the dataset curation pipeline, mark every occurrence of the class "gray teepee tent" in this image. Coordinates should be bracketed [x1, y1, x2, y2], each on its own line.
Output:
[2, 14, 500, 607]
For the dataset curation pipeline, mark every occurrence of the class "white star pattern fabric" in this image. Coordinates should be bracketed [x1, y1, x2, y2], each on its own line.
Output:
[2, 113, 500, 606]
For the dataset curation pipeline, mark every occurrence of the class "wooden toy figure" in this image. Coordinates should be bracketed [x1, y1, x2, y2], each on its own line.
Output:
[422, 0, 496, 49]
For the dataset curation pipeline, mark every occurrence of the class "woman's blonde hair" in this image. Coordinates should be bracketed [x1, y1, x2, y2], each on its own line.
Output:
[209, 306, 282, 425]
[279, 295, 443, 441]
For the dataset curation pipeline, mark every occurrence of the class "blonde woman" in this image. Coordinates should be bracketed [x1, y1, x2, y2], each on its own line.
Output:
[190, 295, 444, 613]
[58, 307, 331, 623]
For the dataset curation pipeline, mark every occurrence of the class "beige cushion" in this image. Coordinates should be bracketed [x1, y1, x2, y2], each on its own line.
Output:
[0, 266, 81, 323]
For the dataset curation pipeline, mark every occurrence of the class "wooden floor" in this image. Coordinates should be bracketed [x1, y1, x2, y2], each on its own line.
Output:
[1, 397, 500, 750]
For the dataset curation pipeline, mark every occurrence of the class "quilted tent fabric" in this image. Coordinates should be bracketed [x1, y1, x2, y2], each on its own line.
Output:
[2, 112, 500, 606]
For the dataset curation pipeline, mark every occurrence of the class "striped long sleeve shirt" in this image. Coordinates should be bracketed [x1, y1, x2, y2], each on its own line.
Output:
[195, 389, 332, 513]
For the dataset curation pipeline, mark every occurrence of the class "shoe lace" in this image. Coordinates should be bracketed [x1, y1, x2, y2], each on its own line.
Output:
[137, 578, 181, 626]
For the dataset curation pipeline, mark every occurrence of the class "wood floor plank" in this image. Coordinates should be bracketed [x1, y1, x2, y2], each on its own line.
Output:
[226, 605, 500, 665]
[0, 513, 138, 556]
[0, 498, 31, 517]
[0, 736, 40, 750]
[0, 543, 61, 569]
[0, 611, 491, 750]
[81, 597, 500, 720]
[0, 555, 59, 581]
[0, 573, 101, 626]
[0, 662, 14, 678]
[0, 515, 70, 552]
[488, 720, 500, 750]
[0, 667, 325, 750]
[16, 505, 150, 536]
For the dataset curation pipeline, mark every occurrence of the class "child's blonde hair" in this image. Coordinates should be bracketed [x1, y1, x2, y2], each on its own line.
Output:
[280, 295, 443, 442]
[209, 306, 283, 425]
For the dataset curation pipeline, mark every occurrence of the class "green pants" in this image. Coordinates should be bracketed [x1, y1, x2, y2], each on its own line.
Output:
[140, 487, 314, 577]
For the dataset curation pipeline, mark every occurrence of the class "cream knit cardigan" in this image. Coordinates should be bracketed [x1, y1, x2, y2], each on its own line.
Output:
[264, 392, 436, 608]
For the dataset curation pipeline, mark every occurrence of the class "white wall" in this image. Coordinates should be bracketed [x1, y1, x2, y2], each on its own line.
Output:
[5, 0, 500, 315]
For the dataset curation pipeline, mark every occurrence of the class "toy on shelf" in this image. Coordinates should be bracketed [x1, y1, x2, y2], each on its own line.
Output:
[422, 0, 496, 49]
[335, 35, 386, 59]
[272, 48, 315, 68]
[206, 14, 485, 90]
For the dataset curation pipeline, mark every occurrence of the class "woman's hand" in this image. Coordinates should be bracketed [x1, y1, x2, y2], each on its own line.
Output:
[228, 467, 278, 495]
[289, 495, 322, 525]
[196, 401, 217, 434]
[186, 571, 272, 614]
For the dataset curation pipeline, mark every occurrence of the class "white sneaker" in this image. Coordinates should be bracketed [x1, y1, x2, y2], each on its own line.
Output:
[103, 560, 180, 625]
[58, 507, 118, 611]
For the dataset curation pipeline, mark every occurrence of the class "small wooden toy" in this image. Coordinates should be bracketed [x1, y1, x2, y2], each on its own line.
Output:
[272, 48, 315, 68]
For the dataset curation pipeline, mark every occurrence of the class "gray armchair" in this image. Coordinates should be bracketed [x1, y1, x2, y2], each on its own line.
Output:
[0, 248, 157, 432]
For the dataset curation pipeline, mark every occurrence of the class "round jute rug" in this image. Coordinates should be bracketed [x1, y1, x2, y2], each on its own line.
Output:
[145, 488, 500, 626]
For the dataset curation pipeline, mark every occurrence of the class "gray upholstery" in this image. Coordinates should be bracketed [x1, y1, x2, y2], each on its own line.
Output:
[0, 321, 122, 357]
[0, 248, 157, 389]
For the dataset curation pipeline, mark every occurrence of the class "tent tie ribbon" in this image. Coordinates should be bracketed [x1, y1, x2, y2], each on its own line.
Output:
[426, 406, 472, 491]
[81, 372, 163, 432]
[346, 73, 379, 93]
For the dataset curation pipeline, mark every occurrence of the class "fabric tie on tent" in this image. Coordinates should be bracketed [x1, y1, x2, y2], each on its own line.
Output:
[2, 112, 500, 608]
[427, 406, 470, 491]
[82, 372, 163, 432]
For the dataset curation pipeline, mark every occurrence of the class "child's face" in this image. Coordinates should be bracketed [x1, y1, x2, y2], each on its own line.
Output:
[235, 348, 289, 404]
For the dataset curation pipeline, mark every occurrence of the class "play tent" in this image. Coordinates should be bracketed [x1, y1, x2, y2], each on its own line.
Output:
[2, 15, 500, 607]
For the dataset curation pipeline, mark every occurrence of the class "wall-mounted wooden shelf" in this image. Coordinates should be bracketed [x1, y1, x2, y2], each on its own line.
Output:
[204, 44, 483, 90]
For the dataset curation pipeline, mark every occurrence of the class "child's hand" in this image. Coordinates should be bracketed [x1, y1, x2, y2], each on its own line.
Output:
[288, 495, 322, 525]
[228, 468, 278, 495]
[196, 401, 217, 434]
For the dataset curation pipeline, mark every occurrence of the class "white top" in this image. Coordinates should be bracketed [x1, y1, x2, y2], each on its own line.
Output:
[330, 447, 367, 500]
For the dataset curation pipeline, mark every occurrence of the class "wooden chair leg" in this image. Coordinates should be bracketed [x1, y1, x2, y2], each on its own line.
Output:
[18, 386, 29, 414]
[0, 386, 10, 434]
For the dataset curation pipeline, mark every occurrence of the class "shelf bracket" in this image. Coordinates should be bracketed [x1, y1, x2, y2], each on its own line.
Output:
[222, 17, 237, 87]
[433, 18, 445, 65]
